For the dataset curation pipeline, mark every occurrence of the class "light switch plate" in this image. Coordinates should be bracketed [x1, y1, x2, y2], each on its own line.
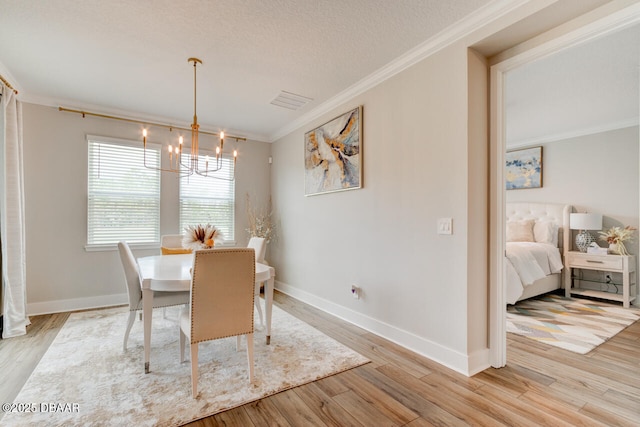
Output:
[437, 218, 453, 235]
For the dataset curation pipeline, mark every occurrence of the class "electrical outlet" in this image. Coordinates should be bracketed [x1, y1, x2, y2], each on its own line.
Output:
[351, 284, 360, 299]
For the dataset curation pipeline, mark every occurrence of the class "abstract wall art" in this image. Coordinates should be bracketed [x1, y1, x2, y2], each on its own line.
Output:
[304, 106, 362, 196]
[505, 146, 543, 190]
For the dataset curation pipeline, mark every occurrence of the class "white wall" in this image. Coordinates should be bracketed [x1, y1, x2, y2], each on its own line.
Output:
[507, 126, 639, 255]
[21, 103, 271, 314]
[270, 39, 489, 374]
[467, 49, 489, 355]
[267, 1, 633, 375]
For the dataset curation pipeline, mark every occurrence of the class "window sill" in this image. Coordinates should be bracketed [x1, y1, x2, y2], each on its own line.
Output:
[84, 241, 237, 252]
[85, 243, 159, 252]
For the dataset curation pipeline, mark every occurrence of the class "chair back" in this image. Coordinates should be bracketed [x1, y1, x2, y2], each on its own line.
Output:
[161, 234, 184, 248]
[161, 234, 192, 255]
[118, 241, 142, 309]
[189, 248, 256, 343]
[247, 237, 266, 264]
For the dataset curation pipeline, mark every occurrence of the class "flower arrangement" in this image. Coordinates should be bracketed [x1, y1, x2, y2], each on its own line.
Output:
[182, 224, 222, 250]
[245, 193, 277, 244]
[599, 225, 636, 256]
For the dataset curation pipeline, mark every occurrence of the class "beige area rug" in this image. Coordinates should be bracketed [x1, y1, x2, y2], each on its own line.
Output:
[507, 293, 640, 354]
[2, 304, 369, 426]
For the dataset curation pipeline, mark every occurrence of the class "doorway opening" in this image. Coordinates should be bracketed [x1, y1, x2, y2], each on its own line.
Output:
[489, 6, 640, 367]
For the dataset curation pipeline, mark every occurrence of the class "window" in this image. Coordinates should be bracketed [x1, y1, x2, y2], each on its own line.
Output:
[87, 136, 161, 247]
[180, 155, 235, 242]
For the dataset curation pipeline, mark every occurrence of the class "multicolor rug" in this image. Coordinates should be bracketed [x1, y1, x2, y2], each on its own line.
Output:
[2, 304, 369, 427]
[507, 293, 640, 354]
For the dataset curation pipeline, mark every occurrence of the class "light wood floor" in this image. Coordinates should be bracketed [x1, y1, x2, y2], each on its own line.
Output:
[1, 292, 639, 426]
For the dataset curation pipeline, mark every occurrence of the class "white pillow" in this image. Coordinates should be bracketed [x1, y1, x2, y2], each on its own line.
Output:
[534, 221, 558, 246]
[506, 220, 535, 242]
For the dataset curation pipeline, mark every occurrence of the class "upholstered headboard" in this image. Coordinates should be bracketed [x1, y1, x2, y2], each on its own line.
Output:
[506, 202, 572, 255]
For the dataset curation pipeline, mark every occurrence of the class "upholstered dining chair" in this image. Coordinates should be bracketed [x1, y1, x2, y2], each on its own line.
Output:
[179, 248, 256, 398]
[118, 241, 190, 351]
[160, 234, 192, 255]
[247, 237, 266, 327]
[247, 237, 266, 264]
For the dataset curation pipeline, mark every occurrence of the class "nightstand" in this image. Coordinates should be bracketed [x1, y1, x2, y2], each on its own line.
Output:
[564, 251, 636, 308]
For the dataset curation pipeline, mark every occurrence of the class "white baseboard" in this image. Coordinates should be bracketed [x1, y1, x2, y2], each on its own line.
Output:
[27, 293, 128, 316]
[275, 281, 490, 376]
[467, 348, 491, 376]
[28, 284, 493, 375]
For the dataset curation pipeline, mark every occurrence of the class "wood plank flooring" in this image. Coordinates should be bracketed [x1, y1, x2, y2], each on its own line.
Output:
[1, 292, 638, 426]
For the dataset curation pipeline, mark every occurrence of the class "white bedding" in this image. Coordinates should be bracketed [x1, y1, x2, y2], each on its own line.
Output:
[505, 202, 571, 304]
[505, 242, 563, 304]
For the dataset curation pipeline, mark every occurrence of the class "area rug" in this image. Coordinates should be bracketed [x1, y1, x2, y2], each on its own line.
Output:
[507, 293, 640, 354]
[2, 304, 369, 427]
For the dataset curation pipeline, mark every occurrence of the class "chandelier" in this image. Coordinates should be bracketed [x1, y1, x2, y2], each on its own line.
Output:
[142, 57, 237, 180]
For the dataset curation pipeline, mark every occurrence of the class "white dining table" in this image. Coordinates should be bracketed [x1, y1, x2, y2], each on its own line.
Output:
[137, 253, 275, 374]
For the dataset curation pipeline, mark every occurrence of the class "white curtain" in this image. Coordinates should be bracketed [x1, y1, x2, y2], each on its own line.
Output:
[1, 83, 29, 338]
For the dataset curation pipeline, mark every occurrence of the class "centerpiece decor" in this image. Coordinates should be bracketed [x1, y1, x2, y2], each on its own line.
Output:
[599, 225, 636, 255]
[183, 224, 222, 250]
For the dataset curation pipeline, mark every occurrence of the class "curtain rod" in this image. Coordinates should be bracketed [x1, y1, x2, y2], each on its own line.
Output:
[0, 75, 18, 94]
[58, 106, 247, 142]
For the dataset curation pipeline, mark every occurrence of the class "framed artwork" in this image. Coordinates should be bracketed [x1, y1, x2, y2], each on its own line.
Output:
[505, 146, 542, 190]
[304, 106, 362, 196]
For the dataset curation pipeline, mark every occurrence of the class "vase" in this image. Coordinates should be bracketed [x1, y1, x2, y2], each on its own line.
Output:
[608, 243, 619, 254]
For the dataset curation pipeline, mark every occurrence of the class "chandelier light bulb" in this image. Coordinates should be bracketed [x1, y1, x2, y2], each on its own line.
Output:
[142, 129, 147, 137]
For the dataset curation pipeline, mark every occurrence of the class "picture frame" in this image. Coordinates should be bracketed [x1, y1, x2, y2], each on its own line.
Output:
[304, 106, 362, 196]
[505, 146, 543, 190]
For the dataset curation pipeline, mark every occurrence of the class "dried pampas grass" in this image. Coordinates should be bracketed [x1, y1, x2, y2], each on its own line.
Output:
[183, 224, 222, 250]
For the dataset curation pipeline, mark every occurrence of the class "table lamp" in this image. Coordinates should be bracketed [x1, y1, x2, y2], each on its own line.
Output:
[569, 212, 602, 252]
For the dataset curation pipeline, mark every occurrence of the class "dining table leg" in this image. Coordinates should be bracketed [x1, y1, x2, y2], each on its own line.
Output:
[265, 268, 275, 345]
[142, 288, 153, 374]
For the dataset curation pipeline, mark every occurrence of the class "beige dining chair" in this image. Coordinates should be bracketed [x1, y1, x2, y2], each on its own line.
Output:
[118, 241, 190, 351]
[247, 237, 266, 264]
[247, 237, 266, 327]
[160, 234, 192, 255]
[179, 248, 256, 398]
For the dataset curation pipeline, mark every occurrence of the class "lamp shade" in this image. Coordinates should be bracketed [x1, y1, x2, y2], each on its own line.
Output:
[569, 213, 602, 231]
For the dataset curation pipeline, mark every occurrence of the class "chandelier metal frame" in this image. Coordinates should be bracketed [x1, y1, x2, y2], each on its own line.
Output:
[142, 57, 238, 180]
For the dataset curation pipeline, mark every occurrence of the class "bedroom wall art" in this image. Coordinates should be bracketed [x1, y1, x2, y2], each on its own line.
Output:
[505, 146, 542, 190]
[304, 106, 362, 196]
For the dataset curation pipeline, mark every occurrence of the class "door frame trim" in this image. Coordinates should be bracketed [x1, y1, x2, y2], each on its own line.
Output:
[488, 2, 640, 367]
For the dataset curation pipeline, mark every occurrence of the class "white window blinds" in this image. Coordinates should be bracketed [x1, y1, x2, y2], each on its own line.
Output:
[87, 136, 161, 246]
[179, 155, 235, 242]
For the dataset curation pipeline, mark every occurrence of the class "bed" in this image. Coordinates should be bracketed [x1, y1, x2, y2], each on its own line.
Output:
[505, 202, 572, 304]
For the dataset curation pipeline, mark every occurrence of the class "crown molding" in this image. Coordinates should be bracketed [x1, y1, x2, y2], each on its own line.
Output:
[268, 0, 532, 142]
[20, 93, 269, 143]
[506, 118, 639, 149]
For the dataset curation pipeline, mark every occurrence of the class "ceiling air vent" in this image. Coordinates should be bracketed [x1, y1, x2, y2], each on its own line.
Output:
[270, 91, 313, 111]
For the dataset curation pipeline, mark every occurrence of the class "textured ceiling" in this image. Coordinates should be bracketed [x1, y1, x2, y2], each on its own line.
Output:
[505, 22, 640, 147]
[0, 0, 491, 141]
[2, 1, 636, 144]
